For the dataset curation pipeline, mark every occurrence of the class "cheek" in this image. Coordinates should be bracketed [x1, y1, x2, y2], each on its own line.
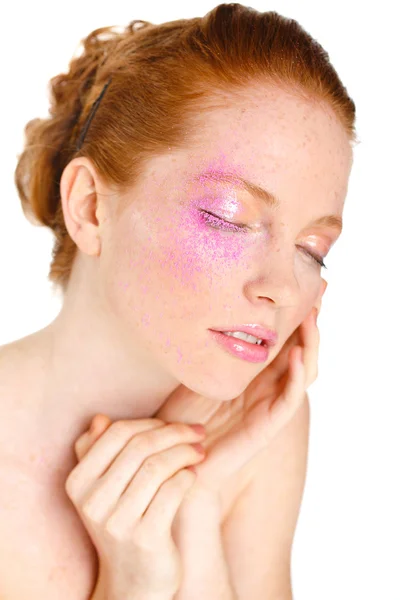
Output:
[173, 208, 250, 290]
[99, 205, 256, 338]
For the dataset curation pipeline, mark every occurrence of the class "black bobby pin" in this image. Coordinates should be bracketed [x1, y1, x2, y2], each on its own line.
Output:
[75, 76, 113, 151]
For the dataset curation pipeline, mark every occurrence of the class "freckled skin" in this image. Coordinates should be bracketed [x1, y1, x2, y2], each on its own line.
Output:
[56, 84, 352, 412]
[88, 85, 352, 402]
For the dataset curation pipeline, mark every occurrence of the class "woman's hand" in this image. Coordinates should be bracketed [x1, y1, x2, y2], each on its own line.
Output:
[66, 418, 207, 599]
[78, 280, 326, 516]
[155, 279, 327, 506]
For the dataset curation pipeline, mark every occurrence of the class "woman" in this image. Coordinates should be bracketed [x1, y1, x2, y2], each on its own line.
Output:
[1, 3, 356, 599]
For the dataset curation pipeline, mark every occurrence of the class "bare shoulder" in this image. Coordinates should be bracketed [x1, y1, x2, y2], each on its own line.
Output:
[0, 449, 96, 599]
[0, 338, 31, 446]
[0, 337, 97, 599]
[0, 339, 41, 597]
[0, 334, 38, 395]
[0, 336, 40, 450]
[0, 337, 26, 374]
[0, 330, 45, 372]
[0, 330, 51, 415]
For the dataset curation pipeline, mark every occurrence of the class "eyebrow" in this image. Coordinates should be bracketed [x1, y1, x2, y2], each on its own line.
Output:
[191, 169, 343, 233]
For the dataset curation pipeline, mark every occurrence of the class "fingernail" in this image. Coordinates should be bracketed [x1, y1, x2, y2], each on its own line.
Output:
[190, 424, 206, 435]
[191, 443, 206, 455]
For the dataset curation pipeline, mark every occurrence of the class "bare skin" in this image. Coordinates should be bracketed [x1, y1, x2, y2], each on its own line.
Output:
[0, 84, 352, 598]
[0, 340, 268, 598]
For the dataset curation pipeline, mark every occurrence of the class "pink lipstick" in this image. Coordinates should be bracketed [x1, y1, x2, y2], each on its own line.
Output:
[208, 325, 277, 363]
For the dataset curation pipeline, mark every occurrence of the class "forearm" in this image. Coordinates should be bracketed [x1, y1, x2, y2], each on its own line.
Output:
[172, 490, 237, 600]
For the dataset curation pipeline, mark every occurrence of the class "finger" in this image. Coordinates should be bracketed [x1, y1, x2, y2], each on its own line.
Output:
[141, 468, 196, 538]
[317, 278, 328, 308]
[187, 349, 304, 490]
[301, 307, 320, 388]
[108, 442, 204, 529]
[75, 425, 107, 462]
[250, 312, 317, 446]
[266, 325, 302, 383]
[74, 415, 112, 462]
[267, 345, 307, 434]
[74, 432, 91, 462]
[272, 306, 319, 387]
[90, 414, 113, 435]
[69, 419, 165, 497]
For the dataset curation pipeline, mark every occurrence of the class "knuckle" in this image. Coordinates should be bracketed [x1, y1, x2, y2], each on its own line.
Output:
[64, 471, 80, 499]
[169, 468, 195, 487]
[128, 432, 151, 454]
[105, 513, 138, 544]
[104, 515, 124, 541]
[81, 497, 102, 525]
[180, 468, 196, 483]
[171, 422, 195, 437]
[130, 523, 152, 550]
[183, 423, 198, 436]
[143, 454, 167, 475]
[109, 420, 133, 437]
[107, 419, 164, 441]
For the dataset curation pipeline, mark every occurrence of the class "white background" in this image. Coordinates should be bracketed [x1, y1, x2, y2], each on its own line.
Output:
[1, 2, 399, 599]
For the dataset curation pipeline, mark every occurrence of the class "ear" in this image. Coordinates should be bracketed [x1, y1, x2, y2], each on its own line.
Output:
[59, 157, 109, 258]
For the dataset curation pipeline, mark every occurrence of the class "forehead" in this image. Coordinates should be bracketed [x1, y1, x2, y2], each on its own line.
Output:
[124, 85, 353, 228]
[176, 85, 353, 211]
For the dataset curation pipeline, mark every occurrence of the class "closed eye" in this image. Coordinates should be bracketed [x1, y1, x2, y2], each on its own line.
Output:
[200, 210, 327, 269]
[300, 247, 327, 269]
[199, 210, 248, 233]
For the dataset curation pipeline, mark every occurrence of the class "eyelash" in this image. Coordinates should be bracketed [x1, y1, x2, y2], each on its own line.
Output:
[199, 210, 328, 269]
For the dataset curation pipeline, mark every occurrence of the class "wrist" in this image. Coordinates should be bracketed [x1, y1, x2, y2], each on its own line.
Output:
[172, 495, 235, 600]
[91, 565, 176, 600]
[178, 483, 222, 522]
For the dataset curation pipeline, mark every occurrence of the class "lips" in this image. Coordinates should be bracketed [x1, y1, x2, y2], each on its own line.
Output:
[208, 329, 272, 363]
[211, 324, 278, 347]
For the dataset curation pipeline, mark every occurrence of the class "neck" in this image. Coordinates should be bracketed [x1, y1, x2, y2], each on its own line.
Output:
[18, 277, 180, 477]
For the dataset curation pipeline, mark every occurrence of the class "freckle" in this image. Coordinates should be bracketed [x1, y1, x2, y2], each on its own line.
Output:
[141, 314, 150, 326]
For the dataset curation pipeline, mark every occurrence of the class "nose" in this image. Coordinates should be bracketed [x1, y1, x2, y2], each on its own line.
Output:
[243, 244, 302, 308]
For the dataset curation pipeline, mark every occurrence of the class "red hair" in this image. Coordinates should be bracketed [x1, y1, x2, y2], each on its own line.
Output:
[14, 3, 357, 293]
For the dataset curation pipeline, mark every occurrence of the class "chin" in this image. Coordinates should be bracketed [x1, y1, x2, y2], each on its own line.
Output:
[182, 371, 250, 403]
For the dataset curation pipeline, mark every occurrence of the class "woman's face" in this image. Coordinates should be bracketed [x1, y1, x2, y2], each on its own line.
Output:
[96, 85, 353, 400]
